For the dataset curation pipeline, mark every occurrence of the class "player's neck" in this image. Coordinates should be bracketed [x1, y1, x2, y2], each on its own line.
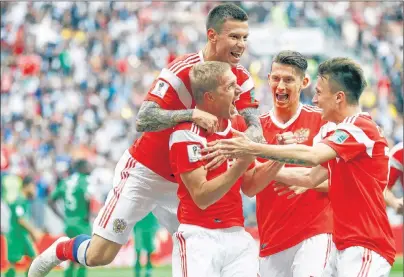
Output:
[202, 44, 217, 63]
[218, 118, 229, 132]
[273, 103, 300, 124]
[335, 105, 362, 123]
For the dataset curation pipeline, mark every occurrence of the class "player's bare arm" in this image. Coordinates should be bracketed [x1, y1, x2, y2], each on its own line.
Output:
[136, 101, 218, 133]
[180, 156, 253, 210]
[274, 165, 329, 189]
[274, 179, 329, 199]
[241, 160, 284, 197]
[239, 107, 265, 143]
[384, 188, 403, 214]
[48, 198, 64, 221]
[18, 218, 43, 242]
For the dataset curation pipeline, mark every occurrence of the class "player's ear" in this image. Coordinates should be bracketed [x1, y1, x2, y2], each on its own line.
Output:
[267, 73, 271, 85]
[207, 28, 217, 43]
[302, 74, 310, 89]
[204, 91, 215, 103]
[335, 91, 344, 104]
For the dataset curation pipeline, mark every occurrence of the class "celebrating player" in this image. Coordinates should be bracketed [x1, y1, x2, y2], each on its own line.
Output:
[170, 61, 281, 277]
[239, 51, 334, 277]
[6, 176, 43, 277]
[48, 160, 92, 277]
[28, 4, 261, 277]
[204, 57, 396, 276]
[385, 142, 403, 214]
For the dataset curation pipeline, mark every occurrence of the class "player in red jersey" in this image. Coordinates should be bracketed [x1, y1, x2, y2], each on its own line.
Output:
[28, 4, 261, 277]
[204, 57, 396, 276]
[385, 142, 403, 214]
[236, 51, 335, 277]
[170, 62, 282, 277]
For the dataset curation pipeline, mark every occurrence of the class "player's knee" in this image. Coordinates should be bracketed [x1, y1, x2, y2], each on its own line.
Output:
[85, 251, 115, 267]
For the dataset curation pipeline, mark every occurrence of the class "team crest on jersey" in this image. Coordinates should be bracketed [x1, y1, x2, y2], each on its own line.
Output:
[187, 144, 202, 163]
[113, 218, 127, 234]
[151, 80, 169, 98]
[329, 130, 349, 144]
[294, 128, 310, 143]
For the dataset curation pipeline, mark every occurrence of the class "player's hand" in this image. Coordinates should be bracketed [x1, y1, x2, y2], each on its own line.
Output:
[32, 230, 44, 242]
[192, 108, 219, 134]
[273, 183, 308, 199]
[201, 129, 255, 160]
[276, 131, 297, 145]
[204, 153, 227, 171]
[395, 197, 403, 215]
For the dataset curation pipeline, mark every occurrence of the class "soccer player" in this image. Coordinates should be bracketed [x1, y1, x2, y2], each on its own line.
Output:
[133, 212, 159, 277]
[385, 142, 403, 214]
[48, 160, 92, 277]
[28, 4, 261, 277]
[6, 176, 43, 277]
[204, 57, 396, 276]
[239, 50, 334, 277]
[170, 61, 282, 277]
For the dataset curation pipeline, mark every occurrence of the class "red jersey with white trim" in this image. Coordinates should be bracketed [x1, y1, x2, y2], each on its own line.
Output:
[388, 142, 403, 188]
[129, 51, 258, 182]
[257, 104, 334, 257]
[169, 116, 251, 229]
[321, 113, 396, 265]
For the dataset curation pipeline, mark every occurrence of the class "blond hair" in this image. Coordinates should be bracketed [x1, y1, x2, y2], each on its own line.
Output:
[190, 61, 231, 104]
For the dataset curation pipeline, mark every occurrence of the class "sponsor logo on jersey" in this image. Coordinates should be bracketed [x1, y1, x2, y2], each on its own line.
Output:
[294, 128, 310, 143]
[113, 218, 128, 234]
[187, 144, 201, 163]
[151, 80, 169, 98]
[329, 129, 349, 144]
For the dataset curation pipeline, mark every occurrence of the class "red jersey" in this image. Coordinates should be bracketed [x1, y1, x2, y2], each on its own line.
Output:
[388, 142, 403, 189]
[321, 113, 396, 265]
[257, 104, 334, 257]
[169, 116, 252, 229]
[129, 51, 258, 182]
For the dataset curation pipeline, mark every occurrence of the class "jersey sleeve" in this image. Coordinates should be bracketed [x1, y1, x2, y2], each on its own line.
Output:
[388, 151, 403, 188]
[234, 66, 259, 111]
[320, 123, 370, 162]
[169, 128, 206, 175]
[144, 77, 184, 109]
[50, 182, 65, 201]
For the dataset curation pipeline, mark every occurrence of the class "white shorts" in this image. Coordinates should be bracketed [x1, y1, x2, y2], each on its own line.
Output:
[260, 233, 333, 277]
[322, 246, 391, 277]
[93, 150, 179, 245]
[172, 224, 259, 277]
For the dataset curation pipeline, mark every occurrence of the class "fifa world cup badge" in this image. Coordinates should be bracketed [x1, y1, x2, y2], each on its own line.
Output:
[113, 218, 128, 234]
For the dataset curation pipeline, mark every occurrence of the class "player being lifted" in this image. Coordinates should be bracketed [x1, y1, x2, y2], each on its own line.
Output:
[48, 160, 92, 277]
[28, 3, 262, 277]
[170, 61, 286, 277]
[235, 50, 334, 277]
[205, 57, 396, 276]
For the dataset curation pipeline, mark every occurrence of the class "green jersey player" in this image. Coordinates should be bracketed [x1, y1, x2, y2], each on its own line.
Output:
[49, 160, 92, 277]
[6, 176, 43, 277]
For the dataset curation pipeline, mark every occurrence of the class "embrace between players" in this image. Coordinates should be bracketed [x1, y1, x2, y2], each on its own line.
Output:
[29, 3, 397, 277]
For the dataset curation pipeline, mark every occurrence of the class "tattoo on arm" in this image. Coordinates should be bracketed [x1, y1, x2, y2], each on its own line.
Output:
[256, 155, 312, 166]
[239, 107, 265, 143]
[136, 101, 193, 132]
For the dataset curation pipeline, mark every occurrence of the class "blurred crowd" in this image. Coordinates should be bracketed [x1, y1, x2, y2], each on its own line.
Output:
[1, 2, 402, 230]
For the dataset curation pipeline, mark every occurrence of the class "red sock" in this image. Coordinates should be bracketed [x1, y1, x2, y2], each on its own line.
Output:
[56, 238, 75, 261]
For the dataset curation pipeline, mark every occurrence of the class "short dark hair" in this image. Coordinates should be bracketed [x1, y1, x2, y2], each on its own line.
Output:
[206, 3, 248, 33]
[272, 50, 308, 77]
[318, 57, 367, 105]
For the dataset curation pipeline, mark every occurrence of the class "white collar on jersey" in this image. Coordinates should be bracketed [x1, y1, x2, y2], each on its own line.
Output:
[269, 103, 303, 129]
[198, 50, 205, 63]
[215, 119, 232, 136]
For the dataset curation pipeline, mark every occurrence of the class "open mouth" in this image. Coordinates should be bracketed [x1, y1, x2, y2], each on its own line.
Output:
[231, 52, 241, 59]
[276, 93, 289, 102]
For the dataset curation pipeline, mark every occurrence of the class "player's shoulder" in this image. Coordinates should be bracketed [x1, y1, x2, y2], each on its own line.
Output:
[390, 142, 403, 156]
[301, 104, 323, 115]
[337, 113, 384, 140]
[234, 64, 251, 76]
[170, 123, 207, 147]
[165, 52, 202, 77]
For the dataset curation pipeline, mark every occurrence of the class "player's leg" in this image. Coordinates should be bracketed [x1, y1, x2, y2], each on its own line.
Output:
[172, 225, 221, 277]
[292, 233, 333, 276]
[259, 243, 298, 277]
[133, 227, 143, 277]
[65, 223, 91, 277]
[5, 264, 17, 277]
[28, 152, 156, 276]
[6, 235, 24, 277]
[336, 246, 391, 277]
[142, 230, 156, 277]
[221, 228, 259, 277]
[64, 262, 74, 277]
[76, 265, 87, 277]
